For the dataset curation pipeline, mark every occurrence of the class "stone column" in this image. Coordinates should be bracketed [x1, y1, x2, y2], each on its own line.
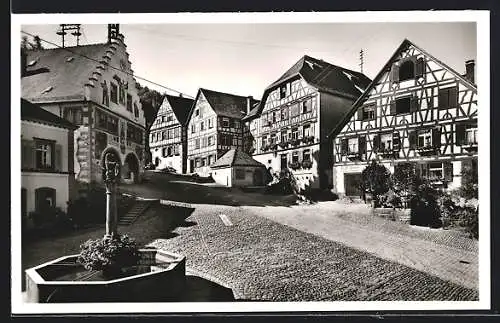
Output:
[103, 152, 119, 239]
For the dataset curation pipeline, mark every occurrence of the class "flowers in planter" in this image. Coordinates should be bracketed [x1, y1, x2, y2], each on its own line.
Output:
[302, 136, 315, 144]
[288, 161, 301, 170]
[77, 234, 140, 273]
[301, 160, 313, 169]
[261, 144, 269, 152]
[291, 138, 301, 146]
[279, 141, 289, 149]
[269, 143, 278, 151]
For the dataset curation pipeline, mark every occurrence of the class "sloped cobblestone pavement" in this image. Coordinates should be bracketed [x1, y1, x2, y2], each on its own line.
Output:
[148, 204, 478, 301]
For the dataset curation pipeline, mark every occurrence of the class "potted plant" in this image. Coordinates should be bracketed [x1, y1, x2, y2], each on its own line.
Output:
[288, 161, 301, 170]
[291, 138, 301, 147]
[302, 136, 315, 144]
[78, 234, 141, 278]
[279, 141, 289, 149]
[302, 160, 313, 169]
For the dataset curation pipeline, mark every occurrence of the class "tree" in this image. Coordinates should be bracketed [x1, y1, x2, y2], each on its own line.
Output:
[33, 35, 43, 50]
[361, 160, 391, 207]
[391, 162, 421, 207]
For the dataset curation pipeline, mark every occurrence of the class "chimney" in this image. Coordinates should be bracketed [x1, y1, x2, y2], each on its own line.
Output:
[465, 59, 475, 84]
[246, 96, 253, 115]
[179, 93, 183, 98]
[21, 48, 27, 77]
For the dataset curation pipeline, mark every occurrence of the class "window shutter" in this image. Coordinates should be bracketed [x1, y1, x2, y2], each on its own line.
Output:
[358, 136, 366, 156]
[393, 132, 401, 151]
[432, 127, 441, 148]
[438, 90, 447, 109]
[357, 108, 363, 121]
[340, 139, 348, 155]
[456, 123, 466, 146]
[450, 86, 458, 108]
[415, 58, 425, 77]
[409, 130, 417, 149]
[372, 134, 380, 152]
[21, 139, 35, 170]
[410, 96, 419, 112]
[390, 64, 399, 83]
[55, 144, 62, 171]
[390, 101, 396, 115]
[444, 162, 453, 182]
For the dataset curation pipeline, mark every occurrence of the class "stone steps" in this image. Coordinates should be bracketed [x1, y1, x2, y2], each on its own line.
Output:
[118, 200, 155, 225]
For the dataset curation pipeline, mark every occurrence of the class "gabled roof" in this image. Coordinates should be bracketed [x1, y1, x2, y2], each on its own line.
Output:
[252, 55, 371, 119]
[163, 94, 195, 126]
[188, 88, 260, 122]
[22, 44, 110, 103]
[21, 98, 77, 130]
[210, 149, 266, 169]
[241, 102, 261, 122]
[326, 39, 478, 140]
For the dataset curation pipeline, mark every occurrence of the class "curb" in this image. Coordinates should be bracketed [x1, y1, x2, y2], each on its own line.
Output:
[185, 266, 242, 300]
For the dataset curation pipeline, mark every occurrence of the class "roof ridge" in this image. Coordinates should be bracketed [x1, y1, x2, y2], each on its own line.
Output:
[26, 42, 108, 52]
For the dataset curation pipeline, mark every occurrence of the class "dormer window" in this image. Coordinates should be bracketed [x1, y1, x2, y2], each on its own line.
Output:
[359, 103, 376, 120]
[279, 83, 290, 99]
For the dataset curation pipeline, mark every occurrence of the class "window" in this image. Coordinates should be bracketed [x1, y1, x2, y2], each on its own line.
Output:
[195, 158, 201, 168]
[395, 97, 411, 114]
[291, 127, 299, 140]
[162, 147, 167, 157]
[361, 104, 376, 120]
[208, 118, 213, 129]
[166, 146, 172, 157]
[290, 104, 299, 117]
[272, 112, 277, 123]
[160, 131, 164, 140]
[234, 120, 240, 129]
[380, 133, 393, 150]
[102, 82, 109, 106]
[167, 114, 173, 122]
[35, 140, 54, 170]
[399, 60, 415, 81]
[208, 136, 214, 146]
[292, 151, 299, 163]
[222, 117, 230, 128]
[202, 137, 208, 148]
[232, 136, 239, 146]
[281, 131, 288, 143]
[280, 84, 287, 99]
[191, 124, 196, 133]
[63, 107, 82, 125]
[261, 136, 267, 148]
[174, 144, 180, 155]
[95, 109, 118, 135]
[303, 124, 311, 138]
[421, 162, 445, 181]
[195, 138, 200, 149]
[133, 103, 139, 118]
[168, 129, 174, 140]
[126, 94, 132, 112]
[119, 84, 126, 105]
[200, 121, 205, 131]
[270, 133, 277, 144]
[174, 127, 180, 138]
[418, 129, 432, 148]
[302, 99, 312, 114]
[303, 149, 311, 162]
[281, 106, 289, 120]
[208, 155, 214, 165]
[235, 169, 245, 180]
[438, 86, 458, 110]
[195, 109, 200, 117]
[465, 125, 478, 145]
[348, 137, 358, 153]
[127, 123, 143, 145]
[110, 83, 118, 103]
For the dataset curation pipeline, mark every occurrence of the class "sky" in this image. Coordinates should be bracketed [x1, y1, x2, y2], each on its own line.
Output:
[20, 22, 476, 100]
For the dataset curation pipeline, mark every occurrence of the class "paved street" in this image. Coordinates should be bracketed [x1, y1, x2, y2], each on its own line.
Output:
[21, 171, 478, 301]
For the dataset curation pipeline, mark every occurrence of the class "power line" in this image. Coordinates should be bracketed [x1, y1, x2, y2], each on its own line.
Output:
[20, 30, 195, 99]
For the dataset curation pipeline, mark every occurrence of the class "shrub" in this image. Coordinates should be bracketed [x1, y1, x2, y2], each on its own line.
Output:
[78, 234, 140, 273]
[361, 160, 391, 207]
[379, 189, 402, 209]
[391, 162, 422, 207]
[439, 191, 478, 239]
[459, 159, 478, 199]
[409, 182, 442, 228]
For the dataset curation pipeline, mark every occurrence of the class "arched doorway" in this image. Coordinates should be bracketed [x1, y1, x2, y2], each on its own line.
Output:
[124, 153, 139, 183]
[100, 148, 122, 183]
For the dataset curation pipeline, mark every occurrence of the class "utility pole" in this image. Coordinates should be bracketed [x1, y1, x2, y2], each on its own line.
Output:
[359, 49, 364, 74]
[57, 24, 82, 48]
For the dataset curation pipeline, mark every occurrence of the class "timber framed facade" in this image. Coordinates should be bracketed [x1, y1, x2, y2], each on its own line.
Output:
[330, 39, 478, 198]
[246, 55, 371, 191]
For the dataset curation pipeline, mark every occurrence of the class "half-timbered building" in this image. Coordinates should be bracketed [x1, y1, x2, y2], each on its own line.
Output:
[244, 55, 371, 191]
[149, 94, 193, 173]
[21, 25, 147, 191]
[329, 39, 477, 197]
[186, 88, 259, 176]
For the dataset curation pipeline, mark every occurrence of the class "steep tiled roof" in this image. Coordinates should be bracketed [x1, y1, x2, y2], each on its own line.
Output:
[164, 95, 194, 126]
[21, 43, 110, 103]
[21, 98, 77, 129]
[210, 149, 265, 169]
[200, 88, 259, 119]
[268, 55, 372, 99]
[241, 102, 261, 121]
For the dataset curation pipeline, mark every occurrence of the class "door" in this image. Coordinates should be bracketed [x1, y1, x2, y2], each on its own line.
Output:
[189, 159, 194, 173]
[21, 188, 27, 218]
[280, 154, 288, 171]
[253, 168, 264, 186]
[344, 173, 363, 197]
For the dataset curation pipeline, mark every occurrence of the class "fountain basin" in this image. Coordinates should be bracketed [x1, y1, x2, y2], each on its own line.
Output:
[25, 248, 186, 303]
